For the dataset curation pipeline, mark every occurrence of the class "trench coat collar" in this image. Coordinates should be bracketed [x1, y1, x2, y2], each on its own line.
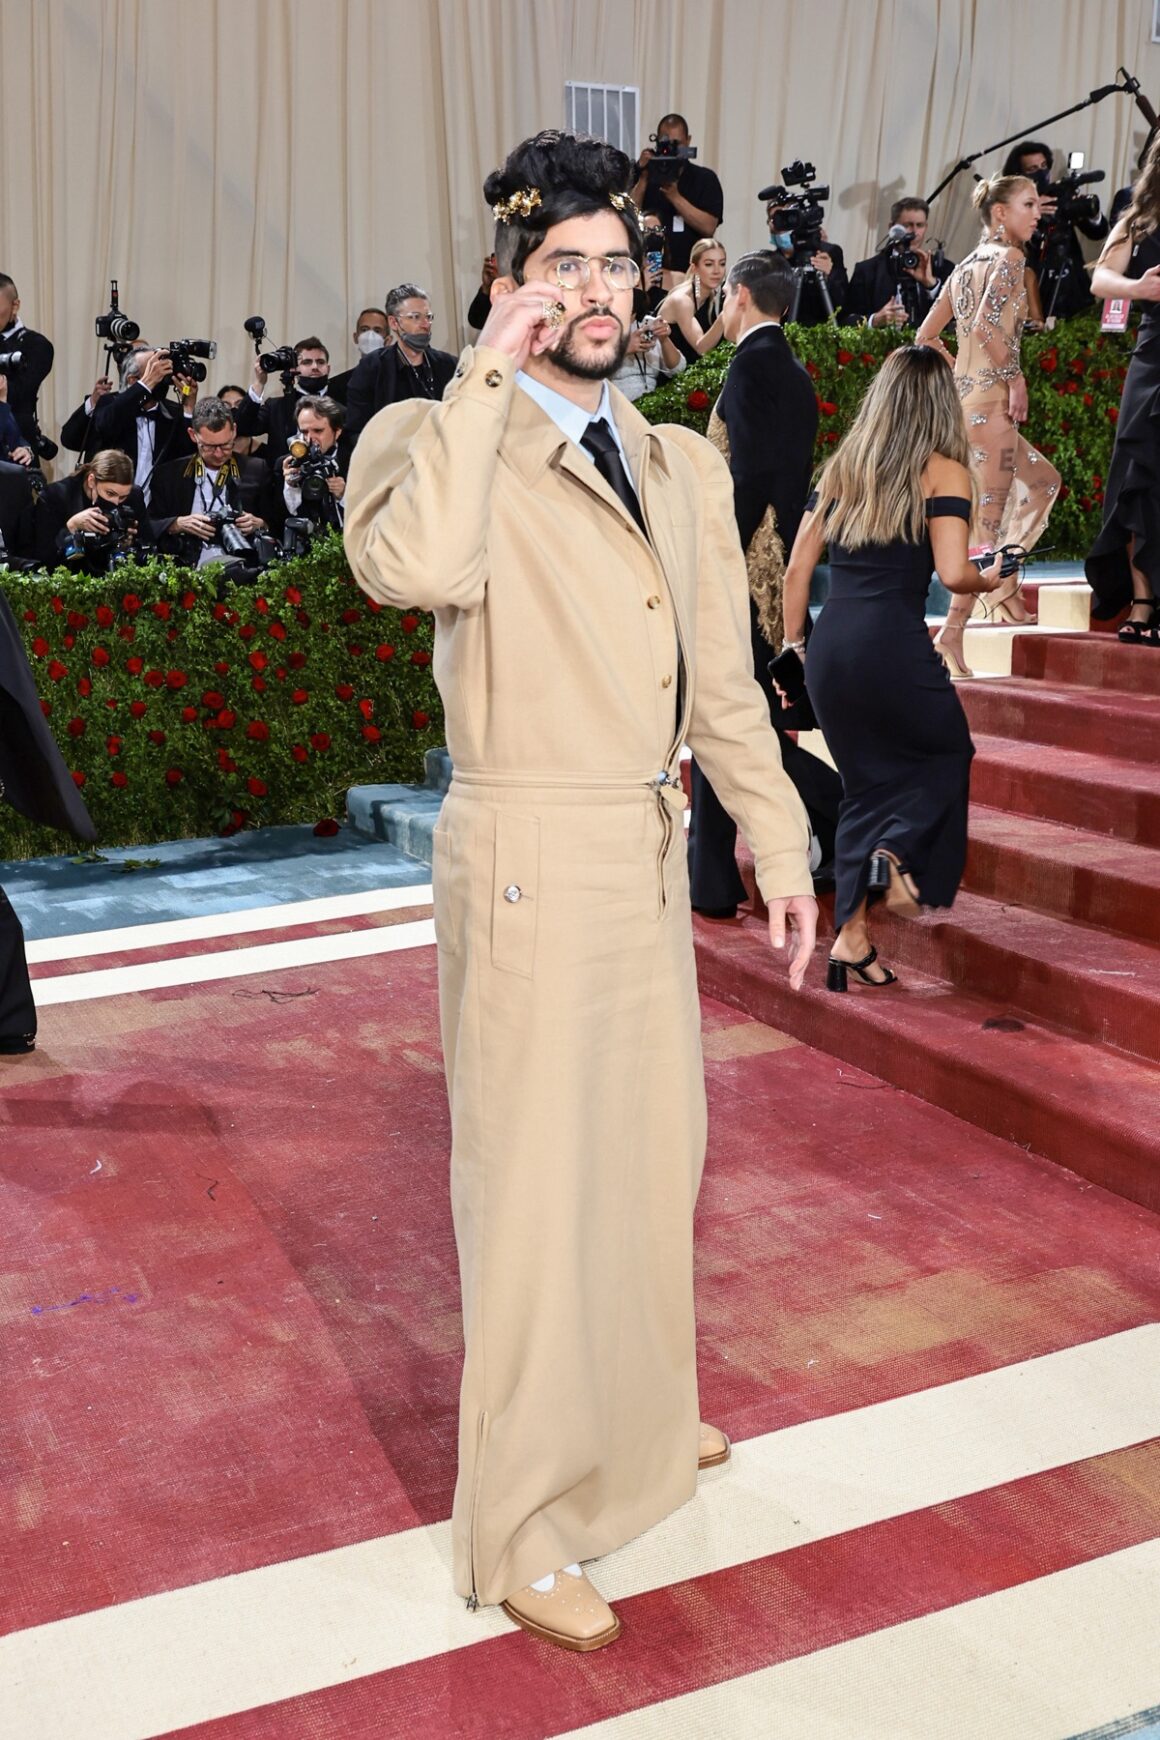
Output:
[503, 376, 671, 539]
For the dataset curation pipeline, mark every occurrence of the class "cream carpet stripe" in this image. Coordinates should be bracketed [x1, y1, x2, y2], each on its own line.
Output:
[2, 1326, 1159, 1740]
[25, 884, 434, 963]
[32, 918, 437, 1005]
[563, 1539, 1160, 1740]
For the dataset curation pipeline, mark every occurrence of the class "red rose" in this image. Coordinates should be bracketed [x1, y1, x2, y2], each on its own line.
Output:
[291, 744, 309, 763]
[215, 708, 237, 729]
[67, 610, 88, 629]
[51, 595, 64, 614]
[358, 698, 374, 719]
[129, 700, 147, 718]
[410, 649, 431, 666]
[412, 710, 430, 729]
[166, 627, 179, 643]
[143, 669, 164, 688]
[48, 660, 68, 682]
[366, 599, 382, 614]
[836, 349, 853, 365]
[106, 735, 122, 756]
[105, 699, 118, 711]
[119, 624, 136, 640]
[375, 644, 395, 661]
[165, 767, 184, 786]
[1083, 392, 1093, 407]
[96, 605, 114, 627]
[255, 596, 269, 615]
[182, 590, 197, 609]
[361, 724, 382, 743]
[218, 750, 237, 772]
[91, 645, 111, 667]
[284, 585, 302, 606]
[245, 720, 270, 741]
[335, 683, 354, 700]
[148, 729, 166, 744]
[400, 613, 420, 633]
[1108, 406, 1119, 423]
[239, 623, 257, 640]
[313, 818, 340, 837]
[806, 361, 820, 378]
[153, 601, 171, 620]
[122, 593, 141, 613]
[295, 609, 311, 627]
[860, 352, 876, 366]
[202, 690, 225, 709]
[71, 769, 86, 787]
[40, 699, 51, 716]
[31, 636, 49, 656]
[685, 388, 711, 412]
[63, 634, 75, 650]
[347, 643, 363, 656]
[214, 660, 230, 674]
[269, 621, 287, 641]
[291, 688, 308, 704]
[181, 705, 198, 722]
[247, 776, 268, 797]
[274, 666, 286, 681]
[252, 676, 267, 692]
[1058, 485, 1071, 500]
[1063, 379, 1078, 395]
[1039, 352, 1058, 373]
[248, 650, 268, 671]
[818, 400, 838, 416]
[287, 651, 307, 669]
[23, 608, 36, 623]
[67, 717, 86, 737]
[310, 732, 331, 751]
[77, 677, 93, 697]
[166, 669, 188, 689]
[110, 771, 128, 788]
[213, 602, 229, 621]
[341, 607, 362, 625]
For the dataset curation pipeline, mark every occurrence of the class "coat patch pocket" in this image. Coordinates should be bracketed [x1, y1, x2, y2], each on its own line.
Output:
[432, 826, 459, 954]
[491, 812, 540, 977]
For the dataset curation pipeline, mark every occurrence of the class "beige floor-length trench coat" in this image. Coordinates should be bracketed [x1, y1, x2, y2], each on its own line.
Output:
[345, 345, 812, 1608]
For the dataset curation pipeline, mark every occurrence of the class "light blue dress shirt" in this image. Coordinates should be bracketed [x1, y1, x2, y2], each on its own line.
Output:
[515, 371, 636, 487]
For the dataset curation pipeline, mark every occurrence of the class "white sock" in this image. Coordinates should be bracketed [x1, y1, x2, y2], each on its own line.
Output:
[529, 1562, 582, 1593]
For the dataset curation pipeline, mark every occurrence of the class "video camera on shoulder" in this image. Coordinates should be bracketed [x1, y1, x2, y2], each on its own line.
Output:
[757, 159, 830, 260]
[244, 316, 298, 383]
[1034, 152, 1105, 228]
[647, 131, 697, 185]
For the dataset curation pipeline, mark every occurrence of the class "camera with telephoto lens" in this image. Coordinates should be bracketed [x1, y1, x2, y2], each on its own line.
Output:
[286, 436, 338, 516]
[164, 338, 217, 384]
[60, 501, 141, 572]
[646, 131, 697, 185]
[202, 505, 257, 560]
[0, 349, 22, 376]
[94, 280, 141, 351]
[1033, 158, 1106, 229]
[244, 315, 297, 378]
[758, 160, 830, 259]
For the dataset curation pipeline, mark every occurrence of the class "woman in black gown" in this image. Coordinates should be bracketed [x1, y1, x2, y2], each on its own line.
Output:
[1085, 133, 1160, 641]
[780, 346, 1003, 989]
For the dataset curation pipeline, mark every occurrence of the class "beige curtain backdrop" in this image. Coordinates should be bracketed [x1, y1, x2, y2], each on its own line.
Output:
[1, 0, 1158, 443]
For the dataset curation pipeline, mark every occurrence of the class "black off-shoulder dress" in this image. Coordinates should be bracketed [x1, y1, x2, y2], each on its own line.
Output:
[805, 495, 976, 929]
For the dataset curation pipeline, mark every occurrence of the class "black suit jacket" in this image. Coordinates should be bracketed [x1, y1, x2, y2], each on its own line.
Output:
[716, 324, 818, 558]
[90, 383, 191, 486]
[0, 325, 54, 447]
[149, 455, 272, 560]
[60, 398, 105, 460]
[345, 344, 457, 439]
[232, 390, 315, 463]
[840, 249, 954, 327]
[34, 474, 153, 571]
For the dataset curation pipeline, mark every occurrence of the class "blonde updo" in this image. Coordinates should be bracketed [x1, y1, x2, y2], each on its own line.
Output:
[972, 174, 1036, 227]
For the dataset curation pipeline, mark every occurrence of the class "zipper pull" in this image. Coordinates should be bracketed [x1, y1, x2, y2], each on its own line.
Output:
[466, 1593, 479, 1612]
[653, 770, 688, 812]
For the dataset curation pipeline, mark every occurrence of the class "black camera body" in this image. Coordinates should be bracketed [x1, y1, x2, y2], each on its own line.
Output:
[61, 501, 141, 571]
[647, 132, 697, 185]
[287, 437, 339, 519]
[246, 315, 298, 383]
[165, 338, 217, 384]
[759, 160, 830, 259]
[1033, 164, 1105, 229]
[94, 279, 142, 356]
[0, 349, 22, 376]
[202, 505, 255, 560]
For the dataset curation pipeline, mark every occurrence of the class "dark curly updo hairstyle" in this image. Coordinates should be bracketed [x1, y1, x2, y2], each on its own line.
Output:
[483, 129, 641, 281]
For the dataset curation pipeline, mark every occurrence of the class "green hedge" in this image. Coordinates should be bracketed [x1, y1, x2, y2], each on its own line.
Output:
[0, 532, 441, 861]
[638, 309, 1130, 560]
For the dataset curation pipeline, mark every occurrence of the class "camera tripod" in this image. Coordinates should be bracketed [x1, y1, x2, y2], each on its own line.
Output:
[786, 247, 835, 324]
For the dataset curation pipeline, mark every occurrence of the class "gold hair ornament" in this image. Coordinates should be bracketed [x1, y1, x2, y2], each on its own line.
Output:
[492, 187, 542, 223]
[609, 191, 640, 219]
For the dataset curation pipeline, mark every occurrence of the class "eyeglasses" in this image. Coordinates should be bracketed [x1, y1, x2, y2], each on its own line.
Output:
[546, 255, 642, 292]
[396, 310, 434, 323]
[642, 228, 665, 242]
[195, 437, 234, 452]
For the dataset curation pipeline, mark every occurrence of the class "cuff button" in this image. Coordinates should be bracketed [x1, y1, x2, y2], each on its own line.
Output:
[503, 884, 522, 903]
[485, 369, 504, 388]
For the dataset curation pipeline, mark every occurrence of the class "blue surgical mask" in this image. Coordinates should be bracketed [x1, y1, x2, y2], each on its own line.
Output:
[771, 230, 793, 252]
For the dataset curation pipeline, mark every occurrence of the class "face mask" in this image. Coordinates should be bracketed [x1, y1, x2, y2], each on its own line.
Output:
[399, 328, 433, 352]
[356, 330, 386, 356]
[298, 372, 329, 394]
[771, 231, 793, 252]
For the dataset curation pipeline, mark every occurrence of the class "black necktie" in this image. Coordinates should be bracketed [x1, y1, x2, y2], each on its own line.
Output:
[581, 418, 647, 538]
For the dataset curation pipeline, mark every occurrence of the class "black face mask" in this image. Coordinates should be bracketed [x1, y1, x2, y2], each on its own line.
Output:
[297, 372, 330, 395]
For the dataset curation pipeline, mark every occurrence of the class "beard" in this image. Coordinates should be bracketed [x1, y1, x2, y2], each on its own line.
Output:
[549, 305, 630, 380]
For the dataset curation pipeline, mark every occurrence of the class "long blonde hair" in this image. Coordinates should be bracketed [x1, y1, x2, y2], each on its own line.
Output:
[814, 346, 975, 549]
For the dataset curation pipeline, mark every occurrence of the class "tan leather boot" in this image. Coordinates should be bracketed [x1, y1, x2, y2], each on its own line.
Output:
[501, 1565, 621, 1651]
[699, 1421, 732, 1468]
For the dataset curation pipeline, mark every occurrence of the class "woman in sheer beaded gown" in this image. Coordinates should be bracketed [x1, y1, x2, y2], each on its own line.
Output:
[916, 175, 1060, 678]
[779, 347, 1003, 991]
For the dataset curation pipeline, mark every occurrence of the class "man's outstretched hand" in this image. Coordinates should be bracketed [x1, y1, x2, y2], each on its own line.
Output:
[766, 895, 818, 991]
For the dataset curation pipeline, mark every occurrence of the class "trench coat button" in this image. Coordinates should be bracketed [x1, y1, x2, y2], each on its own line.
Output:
[485, 369, 504, 387]
[503, 884, 522, 903]
[660, 673, 673, 689]
[646, 594, 661, 609]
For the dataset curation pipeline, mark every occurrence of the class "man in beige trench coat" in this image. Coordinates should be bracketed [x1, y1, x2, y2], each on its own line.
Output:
[344, 129, 818, 1653]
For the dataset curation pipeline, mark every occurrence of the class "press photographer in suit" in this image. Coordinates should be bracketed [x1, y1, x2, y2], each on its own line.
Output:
[235, 337, 333, 464]
[278, 395, 350, 533]
[688, 250, 841, 916]
[0, 273, 54, 455]
[90, 348, 195, 504]
[150, 397, 270, 566]
[841, 197, 954, 329]
[345, 284, 457, 440]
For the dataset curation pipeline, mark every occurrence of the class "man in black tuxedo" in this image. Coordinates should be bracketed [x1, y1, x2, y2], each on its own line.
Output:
[0, 274, 54, 454]
[234, 336, 333, 465]
[345, 283, 456, 440]
[90, 348, 195, 504]
[840, 197, 954, 329]
[150, 397, 272, 567]
[688, 250, 842, 916]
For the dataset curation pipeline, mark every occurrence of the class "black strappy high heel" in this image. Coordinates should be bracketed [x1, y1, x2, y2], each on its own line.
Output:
[1118, 600, 1160, 646]
[826, 947, 898, 992]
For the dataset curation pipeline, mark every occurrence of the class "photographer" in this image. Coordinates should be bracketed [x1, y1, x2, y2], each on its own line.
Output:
[345, 284, 457, 440]
[280, 395, 350, 530]
[0, 273, 54, 454]
[329, 309, 390, 403]
[236, 336, 332, 464]
[610, 313, 686, 401]
[629, 114, 723, 274]
[1004, 140, 1108, 319]
[90, 347, 195, 504]
[765, 194, 847, 326]
[34, 450, 152, 573]
[841, 197, 953, 329]
[150, 397, 270, 567]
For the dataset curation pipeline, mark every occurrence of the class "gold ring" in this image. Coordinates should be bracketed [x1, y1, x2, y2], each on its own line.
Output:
[541, 299, 565, 329]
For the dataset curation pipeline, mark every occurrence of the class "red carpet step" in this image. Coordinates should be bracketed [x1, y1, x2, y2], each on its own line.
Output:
[970, 735, 1160, 848]
[1012, 633, 1160, 694]
[964, 806, 1160, 942]
[958, 679, 1160, 765]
